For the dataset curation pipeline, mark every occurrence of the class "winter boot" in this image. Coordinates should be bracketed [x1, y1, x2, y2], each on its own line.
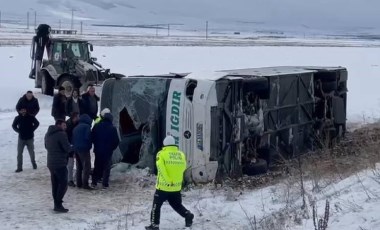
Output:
[102, 183, 109, 188]
[102, 184, 109, 189]
[32, 163, 37, 169]
[145, 224, 159, 230]
[83, 184, 94, 190]
[185, 211, 194, 227]
[15, 168, 23, 173]
[68, 181, 76, 187]
[54, 205, 69, 213]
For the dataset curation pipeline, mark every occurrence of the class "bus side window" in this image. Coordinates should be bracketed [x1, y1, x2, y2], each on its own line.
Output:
[186, 80, 197, 101]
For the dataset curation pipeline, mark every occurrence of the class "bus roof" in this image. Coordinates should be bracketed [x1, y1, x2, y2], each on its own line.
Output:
[125, 66, 346, 81]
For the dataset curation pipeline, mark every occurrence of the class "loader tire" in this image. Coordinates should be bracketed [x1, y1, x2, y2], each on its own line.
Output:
[59, 76, 80, 97]
[41, 71, 54, 96]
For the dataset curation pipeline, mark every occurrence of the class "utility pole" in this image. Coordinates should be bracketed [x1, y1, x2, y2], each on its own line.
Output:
[71, 9, 74, 30]
[206, 21, 209, 39]
[27, 11, 30, 29]
[167, 24, 170, 36]
[34, 11, 37, 28]
[80, 21, 83, 34]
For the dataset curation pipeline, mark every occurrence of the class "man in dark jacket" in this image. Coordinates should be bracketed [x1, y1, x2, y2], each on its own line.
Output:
[16, 91, 40, 116]
[65, 112, 79, 187]
[52, 86, 67, 121]
[72, 114, 93, 189]
[66, 112, 79, 144]
[12, 108, 40, 172]
[45, 119, 71, 213]
[81, 85, 99, 120]
[91, 113, 120, 188]
[65, 88, 82, 117]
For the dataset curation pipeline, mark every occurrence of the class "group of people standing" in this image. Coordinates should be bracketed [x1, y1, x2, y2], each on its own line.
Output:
[12, 87, 194, 228]
[12, 85, 119, 213]
[51, 85, 99, 121]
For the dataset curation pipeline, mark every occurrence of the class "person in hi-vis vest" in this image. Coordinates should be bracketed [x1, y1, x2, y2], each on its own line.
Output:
[145, 136, 194, 230]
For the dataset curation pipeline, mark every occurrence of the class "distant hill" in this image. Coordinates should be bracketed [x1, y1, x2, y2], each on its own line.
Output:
[2, 0, 380, 36]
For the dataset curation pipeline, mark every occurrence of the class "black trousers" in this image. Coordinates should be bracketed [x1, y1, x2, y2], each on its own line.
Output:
[150, 190, 188, 226]
[92, 155, 112, 186]
[76, 151, 91, 187]
[48, 167, 68, 207]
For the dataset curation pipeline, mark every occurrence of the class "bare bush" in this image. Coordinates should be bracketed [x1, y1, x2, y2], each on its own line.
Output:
[312, 200, 330, 230]
[257, 207, 303, 230]
[238, 201, 255, 230]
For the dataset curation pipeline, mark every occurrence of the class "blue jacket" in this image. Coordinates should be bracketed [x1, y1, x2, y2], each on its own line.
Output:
[92, 113, 120, 158]
[72, 114, 92, 152]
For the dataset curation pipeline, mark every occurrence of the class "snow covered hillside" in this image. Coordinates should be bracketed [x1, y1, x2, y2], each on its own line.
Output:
[2, 0, 380, 35]
[1, 44, 380, 230]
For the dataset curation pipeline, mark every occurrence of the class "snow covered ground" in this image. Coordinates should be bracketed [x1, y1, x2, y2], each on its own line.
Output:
[1, 44, 380, 230]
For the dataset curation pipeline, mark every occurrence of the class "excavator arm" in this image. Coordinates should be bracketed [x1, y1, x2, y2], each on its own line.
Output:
[29, 24, 51, 80]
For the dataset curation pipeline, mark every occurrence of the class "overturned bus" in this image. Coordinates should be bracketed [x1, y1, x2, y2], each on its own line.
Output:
[101, 66, 347, 183]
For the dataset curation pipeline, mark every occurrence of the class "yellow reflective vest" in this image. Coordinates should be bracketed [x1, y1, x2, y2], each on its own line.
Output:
[155, 145, 186, 192]
[94, 116, 102, 124]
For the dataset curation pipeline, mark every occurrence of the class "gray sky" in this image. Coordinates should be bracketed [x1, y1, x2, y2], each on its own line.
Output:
[5, 0, 380, 33]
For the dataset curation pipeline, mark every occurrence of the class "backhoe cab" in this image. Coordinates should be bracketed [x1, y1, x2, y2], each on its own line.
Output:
[29, 24, 120, 96]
